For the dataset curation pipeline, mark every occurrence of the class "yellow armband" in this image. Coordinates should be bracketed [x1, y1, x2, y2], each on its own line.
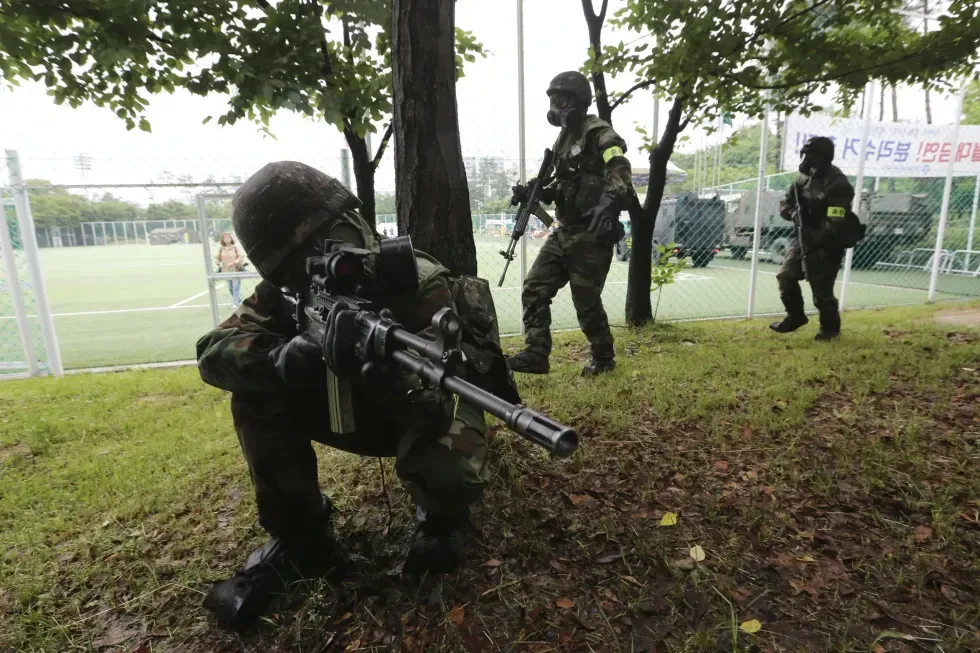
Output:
[602, 146, 625, 163]
[827, 206, 846, 219]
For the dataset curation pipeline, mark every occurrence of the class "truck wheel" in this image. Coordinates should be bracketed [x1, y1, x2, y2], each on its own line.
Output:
[691, 251, 714, 268]
[730, 246, 747, 260]
[769, 237, 791, 266]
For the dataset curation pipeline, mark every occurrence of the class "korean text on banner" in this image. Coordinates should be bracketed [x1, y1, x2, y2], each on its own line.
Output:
[783, 113, 980, 178]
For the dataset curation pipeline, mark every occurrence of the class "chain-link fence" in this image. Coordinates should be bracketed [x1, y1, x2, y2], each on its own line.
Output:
[3, 155, 976, 373]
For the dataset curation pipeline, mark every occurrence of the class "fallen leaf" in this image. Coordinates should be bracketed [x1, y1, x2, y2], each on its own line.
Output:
[568, 494, 590, 505]
[448, 605, 465, 626]
[620, 575, 642, 587]
[556, 597, 575, 609]
[335, 612, 353, 624]
[796, 555, 815, 563]
[483, 559, 502, 568]
[914, 525, 932, 542]
[596, 552, 621, 564]
[92, 616, 142, 650]
[671, 557, 696, 571]
[739, 619, 762, 634]
[873, 646, 885, 653]
[659, 512, 678, 526]
[714, 460, 729, 473]
[345, 639, 361, 652]
[689, 545, 706, 562]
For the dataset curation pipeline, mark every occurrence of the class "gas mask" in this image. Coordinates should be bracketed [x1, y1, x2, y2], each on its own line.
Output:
[798, 137, 834, 178]
[547, 93, 583, 130]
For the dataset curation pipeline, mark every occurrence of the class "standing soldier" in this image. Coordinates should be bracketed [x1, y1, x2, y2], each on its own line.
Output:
[507, 71, 633, 377]
[770, 136, 860, 341]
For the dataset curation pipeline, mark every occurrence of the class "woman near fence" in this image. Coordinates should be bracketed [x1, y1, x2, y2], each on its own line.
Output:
[216, 232, 246, 307]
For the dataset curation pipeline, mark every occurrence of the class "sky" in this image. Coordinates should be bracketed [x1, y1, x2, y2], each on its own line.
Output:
[0, 0, 964, 205]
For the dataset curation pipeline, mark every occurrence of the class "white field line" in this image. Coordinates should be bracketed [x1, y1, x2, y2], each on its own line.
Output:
[169, 289, 210, 308]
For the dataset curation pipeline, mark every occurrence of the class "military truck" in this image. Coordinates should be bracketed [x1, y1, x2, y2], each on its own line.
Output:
[724, 189, 932, 269]
[615, 194, 726, 268]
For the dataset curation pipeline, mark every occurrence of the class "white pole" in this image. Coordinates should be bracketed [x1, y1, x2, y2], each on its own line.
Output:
[517, 0, 527, 336]
[197, 195, 221, 327]
[966, 175, 979, 271]
[0, 199, 38, 376]
[928, 80, 967, 301]
[839, 81, 875, 311]
[6, 150, 64, 376]
[747, 100, 770, 318]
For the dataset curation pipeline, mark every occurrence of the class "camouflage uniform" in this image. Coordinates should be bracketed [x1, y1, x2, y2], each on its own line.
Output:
[776, 164, 855, 335]
[196, 252, 493, 538]
[521, 115, 633, 361]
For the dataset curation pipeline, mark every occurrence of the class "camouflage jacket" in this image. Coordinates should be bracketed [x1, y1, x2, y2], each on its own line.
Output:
[780, 165, 855, 245]
[196, 250, 519, 403]
[545, 115, 633, 226]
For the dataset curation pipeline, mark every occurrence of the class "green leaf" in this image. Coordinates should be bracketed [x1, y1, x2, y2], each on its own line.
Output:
[138, 118, 151, 133]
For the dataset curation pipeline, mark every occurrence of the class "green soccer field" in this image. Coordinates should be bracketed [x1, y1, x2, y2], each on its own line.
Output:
[1, 235, 976, 370]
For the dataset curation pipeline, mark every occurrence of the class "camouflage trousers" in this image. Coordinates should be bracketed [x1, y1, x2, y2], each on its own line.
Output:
[776, 243, 845, 333]
[521, 226, 615, 359]
[230, 389, 489, 540]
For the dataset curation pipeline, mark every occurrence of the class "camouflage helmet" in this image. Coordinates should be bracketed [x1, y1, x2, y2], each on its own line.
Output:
[547, 71, 593, 109]
[231, 161, 374, 284]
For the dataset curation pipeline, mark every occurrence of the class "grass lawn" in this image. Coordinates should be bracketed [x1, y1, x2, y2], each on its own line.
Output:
[1, 238, 975, 371]
[1, 302, 978, 652]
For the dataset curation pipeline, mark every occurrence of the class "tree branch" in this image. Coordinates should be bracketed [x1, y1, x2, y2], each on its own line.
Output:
[725, 44, 959, 91]
[581, 0, 597, 21]
[372, 123, 394, 169]
[609, 79, 654, 112]
[599, 0, 609, 23]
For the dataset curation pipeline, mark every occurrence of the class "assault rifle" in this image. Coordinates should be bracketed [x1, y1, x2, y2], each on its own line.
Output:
[284, 235, 578, 458]
[498, 149, 554, 286]
[789, 184, 808, 279]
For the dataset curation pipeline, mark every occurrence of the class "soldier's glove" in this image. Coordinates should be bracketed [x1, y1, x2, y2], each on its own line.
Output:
[510, 182, 530, 207]
[585, 195, 625, 245]
[269, 333, 326, 388]
[510, 179, 556, 207]
[323, 303, 361, 380]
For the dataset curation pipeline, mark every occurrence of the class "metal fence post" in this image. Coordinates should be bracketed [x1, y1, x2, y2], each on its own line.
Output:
[928, 80, 967, 301]
[516, 0, 526, 336]
[966, 175, 979, 271]
[840, 81, 875, 311]
[197, 195, 221, 327]
[6, 150, 64, 376]
[747, 100, 770, 318]
[0, 200, 37, 376]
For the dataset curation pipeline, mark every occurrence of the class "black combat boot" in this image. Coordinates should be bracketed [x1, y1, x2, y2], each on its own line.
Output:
[203, 495, 335, 631]
[403, 509, 474, 575]
[769, 314, 809, 333]
[506, 349, 550, 374]
[581, 343, 616, 377]
[814, 310, 841, 341]
[581, 357, 616, 377]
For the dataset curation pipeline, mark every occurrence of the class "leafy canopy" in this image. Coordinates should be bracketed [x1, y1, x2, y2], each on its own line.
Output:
[0, 1, 484, 138]
[592, 0, 980, 132]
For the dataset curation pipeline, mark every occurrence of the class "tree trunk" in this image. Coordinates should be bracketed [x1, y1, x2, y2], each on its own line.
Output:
[391, 0, 477, 276]
[581, 0, 612, 123]
[344, 130, 377, 229]
[923, 0, 932, 124]
[879, 83, 886, 121]
[625, 96, 685, 326]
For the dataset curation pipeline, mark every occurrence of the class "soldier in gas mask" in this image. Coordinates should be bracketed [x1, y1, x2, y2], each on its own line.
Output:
[196, 162, 518, 630]
[507, 71, 633, 377]
[771, 136, 858, 341]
